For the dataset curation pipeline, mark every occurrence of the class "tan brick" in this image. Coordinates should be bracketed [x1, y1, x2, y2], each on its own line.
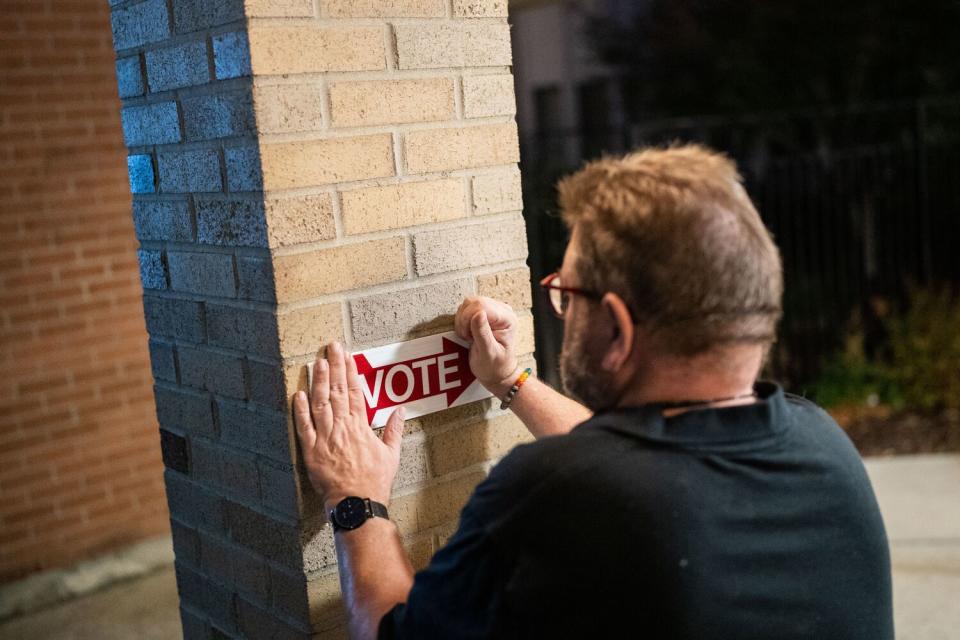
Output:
[330, 79, 455, 128]
[403, 398, 494, 436]
[405, 123, 518, 174]
[393, 433, 429, 489]
[413, 213, 527, 276]
[463, 74, 516, 118]
[259, 135, 395, 191]
[477, 267, 532, 310]
[248, 26, 385, 75]
[390, 471, 485, 535]
[403, 533, 435, 571]
[454, 0, 509, 17]
[325, 0, 446, 17]
[277, 303, 343, 358]
[394, 23, 512, 70]
[307, 571, 343, 626]
[284, 363, 309, 399]
[472, 167, 523, 214]
[516, 312, 535, 356]
[245, 0, 314, 16]
[428, 413, 531, 477]
[349, 278, 472, 343]
[341, 179, 465, 236]
[265, 194, 336, 247]
[272, 237, 407, 302]
[253, 84, 324, 134]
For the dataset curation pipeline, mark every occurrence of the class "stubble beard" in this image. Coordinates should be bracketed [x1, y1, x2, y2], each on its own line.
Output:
[559, 322, 619, 412]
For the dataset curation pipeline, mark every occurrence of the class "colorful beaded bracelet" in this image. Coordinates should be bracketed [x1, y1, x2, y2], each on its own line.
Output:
[500, 368, 533, 410]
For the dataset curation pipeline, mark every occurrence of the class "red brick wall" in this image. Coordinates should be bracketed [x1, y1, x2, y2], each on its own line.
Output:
[0, 1, 169, 582]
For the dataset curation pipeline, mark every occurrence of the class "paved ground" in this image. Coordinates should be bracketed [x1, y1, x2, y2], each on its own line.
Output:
[1, 454, 957, 639]
[0, 568, 181, 640]
[865, 454, 960, 640]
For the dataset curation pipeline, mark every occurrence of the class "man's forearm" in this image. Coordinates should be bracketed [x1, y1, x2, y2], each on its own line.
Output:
[501, 376, 592, 438]
[334, 518, 414, 640]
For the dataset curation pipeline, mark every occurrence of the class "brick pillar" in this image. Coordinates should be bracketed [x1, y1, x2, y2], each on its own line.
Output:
[109, 0, 531, 637]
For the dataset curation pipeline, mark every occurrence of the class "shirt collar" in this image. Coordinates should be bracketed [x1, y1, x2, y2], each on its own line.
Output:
[576, 381, 788, 446]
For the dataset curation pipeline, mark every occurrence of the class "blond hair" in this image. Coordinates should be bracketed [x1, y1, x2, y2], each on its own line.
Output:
[558, 144, 783, 356]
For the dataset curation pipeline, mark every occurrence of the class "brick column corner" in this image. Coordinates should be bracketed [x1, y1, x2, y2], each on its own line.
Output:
[109, 0, 532, 637]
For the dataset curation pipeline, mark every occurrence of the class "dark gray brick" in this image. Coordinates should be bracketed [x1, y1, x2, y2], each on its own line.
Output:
[199, 531, 234, 588]
[142, 296, 205, 342]
[195, 199, 267, 247]
[232, 545, 271, 604]
[269, 566, 309, 624]
[247, 359, 285, 410]
[148, 340, 177, 382]
[115, 56, 144, 98]
[178, 346, 247, 399]
[216, 400, 291, 462]
[111, 0, 170, 50]
[224, 146, 261, 192]
[121, 102, 180, 147]
[173, 0, 244, 33]
[236, 597, 310, 640]
[160, 429, 190, 473]
[182, 92, 255, 142]
[168, 251, 237, 298]
[226, 502, 301, 569]
[175, 562, 237, 634]
[259, 459, 300, 518]
[158, 149, 223, 194]
[138, 248, 167, 290]
[171, 519, 201, 566]
[212, 31, 251, 80]
[132, 199, 194, 242]
[146, 40, 210, 92]
[155, 386, 215, 437]
[127, 154, 155, 194]
[192, 438, 260, 503]
[236, 257, 276, 303]
[165, 469, 226, 532]
[179, 606, 211, 640]
[206, 305, 278, 358]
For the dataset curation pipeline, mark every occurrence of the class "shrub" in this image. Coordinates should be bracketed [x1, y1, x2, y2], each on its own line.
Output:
[885, 286, 960, 413]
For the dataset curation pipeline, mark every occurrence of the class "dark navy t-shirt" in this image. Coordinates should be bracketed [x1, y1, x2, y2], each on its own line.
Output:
[380, 383, 893, 639]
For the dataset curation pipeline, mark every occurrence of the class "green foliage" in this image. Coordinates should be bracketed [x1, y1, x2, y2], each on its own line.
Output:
[810, 332, 901, 410]
[812, 286, 960, 412]
[885, 286, 960, 413]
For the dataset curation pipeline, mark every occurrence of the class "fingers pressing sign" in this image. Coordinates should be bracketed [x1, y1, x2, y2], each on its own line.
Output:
[292, 342, 405, 511]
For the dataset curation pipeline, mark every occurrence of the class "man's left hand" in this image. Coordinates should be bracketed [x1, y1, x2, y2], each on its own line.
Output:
[293, 341, 406, 512]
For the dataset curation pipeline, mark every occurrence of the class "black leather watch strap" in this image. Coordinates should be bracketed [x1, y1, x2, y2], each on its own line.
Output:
[367, 499, 388, 520]
[330, 497, 389, 532]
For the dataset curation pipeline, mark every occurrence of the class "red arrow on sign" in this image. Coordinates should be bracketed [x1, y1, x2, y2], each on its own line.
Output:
[353, 337, 475, 425]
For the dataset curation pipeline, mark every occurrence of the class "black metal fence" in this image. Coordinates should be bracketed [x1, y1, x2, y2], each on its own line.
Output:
[521, 97, 960, 389]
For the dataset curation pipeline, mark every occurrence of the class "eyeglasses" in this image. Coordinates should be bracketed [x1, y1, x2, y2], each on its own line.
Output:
[539, 271, 602, 318]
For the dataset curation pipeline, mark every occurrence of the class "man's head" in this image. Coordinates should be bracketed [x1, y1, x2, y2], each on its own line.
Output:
[555, 144, 783, 409]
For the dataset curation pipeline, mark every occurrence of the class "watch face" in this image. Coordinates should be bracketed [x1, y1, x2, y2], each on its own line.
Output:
[334, 497, 367, 530]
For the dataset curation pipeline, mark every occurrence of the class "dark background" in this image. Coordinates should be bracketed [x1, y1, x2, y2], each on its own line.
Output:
[520, 0, 960, 394]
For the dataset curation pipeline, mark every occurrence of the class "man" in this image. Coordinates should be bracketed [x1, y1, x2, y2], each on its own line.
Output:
[292, 145, 893, 639]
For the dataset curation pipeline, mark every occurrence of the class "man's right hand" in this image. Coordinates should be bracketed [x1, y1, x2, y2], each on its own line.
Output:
[454, 296, 520, 398]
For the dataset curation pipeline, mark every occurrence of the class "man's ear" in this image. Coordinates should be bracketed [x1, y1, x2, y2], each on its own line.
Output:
[600, 293, 634, 372]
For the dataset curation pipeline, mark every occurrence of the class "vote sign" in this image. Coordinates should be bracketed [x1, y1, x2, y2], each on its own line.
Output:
[310, 332, 492, 427]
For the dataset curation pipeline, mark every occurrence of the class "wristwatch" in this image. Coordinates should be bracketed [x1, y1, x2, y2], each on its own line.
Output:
[328, 496, 389, 532]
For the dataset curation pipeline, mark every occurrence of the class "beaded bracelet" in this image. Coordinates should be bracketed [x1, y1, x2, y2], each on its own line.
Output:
[500, 368, 533, 410]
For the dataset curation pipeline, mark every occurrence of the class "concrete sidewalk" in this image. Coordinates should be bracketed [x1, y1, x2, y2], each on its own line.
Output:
[865, 454, 960, 640]
[1, 454, 957, 639]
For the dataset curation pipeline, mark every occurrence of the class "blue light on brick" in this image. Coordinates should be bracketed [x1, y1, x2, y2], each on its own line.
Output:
[213, 31, 252, 80]
[128, 154, 156, 194]
[115, 56, 144, 99]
